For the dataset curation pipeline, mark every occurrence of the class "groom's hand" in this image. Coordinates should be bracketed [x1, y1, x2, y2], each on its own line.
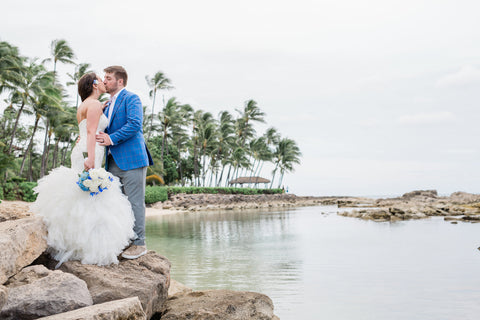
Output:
[96, 132, 113, 146]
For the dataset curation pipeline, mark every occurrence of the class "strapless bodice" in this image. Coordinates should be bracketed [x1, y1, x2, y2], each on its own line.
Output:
[70, 114, 108, 172]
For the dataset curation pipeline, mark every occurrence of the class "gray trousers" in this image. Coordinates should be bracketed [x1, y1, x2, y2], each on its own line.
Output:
[107, 154, 147, 246]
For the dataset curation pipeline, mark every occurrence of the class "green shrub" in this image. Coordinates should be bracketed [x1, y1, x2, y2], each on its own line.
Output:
[19, 182, 38, 202]
[3, 181, 19, 200]
[145, 186, 168, 204]
[0, 178, 38, 202]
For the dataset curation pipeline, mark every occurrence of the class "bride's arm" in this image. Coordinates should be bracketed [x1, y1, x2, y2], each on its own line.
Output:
[84, 103, 103, 170]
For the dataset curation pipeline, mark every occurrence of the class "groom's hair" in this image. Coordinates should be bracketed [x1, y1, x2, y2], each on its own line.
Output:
[104, 66, 128, 86]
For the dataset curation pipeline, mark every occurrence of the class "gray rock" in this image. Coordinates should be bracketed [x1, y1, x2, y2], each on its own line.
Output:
[0, 217, 47, 284]
[0, 285, 7, 310]
[0, 265, 92, 319]
[37, 297, 146, 320]
[161, 290, 275, 320]
[59, 251, 170, 320]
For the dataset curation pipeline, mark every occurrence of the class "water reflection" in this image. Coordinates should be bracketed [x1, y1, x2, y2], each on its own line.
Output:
[146, 209, 303, 294]
[146, 206, 480, 320]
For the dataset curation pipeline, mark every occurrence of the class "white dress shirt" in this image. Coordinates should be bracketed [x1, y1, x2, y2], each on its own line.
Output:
[107, 87, 125, 124]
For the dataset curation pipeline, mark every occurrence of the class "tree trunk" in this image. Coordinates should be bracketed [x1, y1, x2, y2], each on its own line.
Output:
[20, 116, 40, 175]
[225, 165, 232, 187]
[161, 125, 167, 163]
[147, 90, 156, 142]
[52, 138, 60, 169]
[193, 141, 199, 186]
[278, 171, 285, 189]
[40, 119, 50, 177]
[270, 165, 278, 189]
[8, 101, 25, 154]
[62, 139, 71, 165]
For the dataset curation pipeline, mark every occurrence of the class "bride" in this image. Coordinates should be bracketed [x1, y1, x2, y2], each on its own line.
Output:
[31, 72, 135, 268]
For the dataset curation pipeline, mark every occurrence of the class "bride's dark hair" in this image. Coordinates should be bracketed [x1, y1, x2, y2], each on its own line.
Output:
[78, 72, 98, 102]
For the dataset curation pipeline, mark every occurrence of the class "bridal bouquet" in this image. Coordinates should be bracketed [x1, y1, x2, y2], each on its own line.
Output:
[77, 168, 114, 196]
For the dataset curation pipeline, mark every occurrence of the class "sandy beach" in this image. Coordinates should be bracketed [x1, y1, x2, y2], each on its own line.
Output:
[0, 200, 185, 219]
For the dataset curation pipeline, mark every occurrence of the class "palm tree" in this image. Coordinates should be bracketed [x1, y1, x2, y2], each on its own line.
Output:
[51, 105, 77, 169]
[158, 97, 182, 162]
[7, 60, 55, 154]
[270, 138, 302, 188]
[145, 71, 173, 141]
[66, 63, 91, 108]
[170, 104, 193, 186]
[214, 111, 236, 186]
[249, 136, 272, 180]
[44, 39, 76, 84]
[0, 41, 24, 95]
[19, 81, 62, 177]
[39, 39, 75, 176]
[235, 99, 266, 147]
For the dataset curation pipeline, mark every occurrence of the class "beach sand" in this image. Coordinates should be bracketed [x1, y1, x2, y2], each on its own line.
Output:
[0, 199, 186, 219]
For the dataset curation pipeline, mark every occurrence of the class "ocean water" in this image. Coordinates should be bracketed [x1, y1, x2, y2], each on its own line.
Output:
[146, 206, 480, 320]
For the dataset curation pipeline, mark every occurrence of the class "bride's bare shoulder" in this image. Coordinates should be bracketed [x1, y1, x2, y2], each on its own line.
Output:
[77, 99, 103, 122]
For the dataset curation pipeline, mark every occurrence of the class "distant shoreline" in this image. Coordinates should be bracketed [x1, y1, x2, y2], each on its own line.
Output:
[2, 190, 480, 223]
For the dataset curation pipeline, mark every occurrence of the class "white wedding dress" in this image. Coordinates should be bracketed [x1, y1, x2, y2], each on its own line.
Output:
[31, 114, 135, 267]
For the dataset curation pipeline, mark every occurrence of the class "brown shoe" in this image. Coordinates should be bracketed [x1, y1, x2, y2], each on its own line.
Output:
[121, 245, 147, 259]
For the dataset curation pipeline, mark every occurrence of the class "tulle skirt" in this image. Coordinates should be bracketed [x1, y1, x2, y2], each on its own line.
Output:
[31, 166, 135, 267]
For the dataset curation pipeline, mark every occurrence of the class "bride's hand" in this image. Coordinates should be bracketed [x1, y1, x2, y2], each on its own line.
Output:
[84, 158, 95, 171]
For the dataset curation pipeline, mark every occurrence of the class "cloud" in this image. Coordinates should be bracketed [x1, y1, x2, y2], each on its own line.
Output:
[436, 65, 480, 88]
[397, 111, 454, 125]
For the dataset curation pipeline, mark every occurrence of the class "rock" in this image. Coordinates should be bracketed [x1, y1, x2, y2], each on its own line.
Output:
[37, 297, 146, 320]
[0, 265, 92, 319]
[449, 192, 480, 204]
[0, 200, 33, 222]
[368, 210, 391, 221]
[0, 285, 7, 310]
[168, 279, 192, 298]
[4, 264, 50, 288]
[461, 215, 480, 222]
[0, 217, 47, 284]
[402, 190, 438, 199]
[389, 207, 405, 215]
[160, 290, 276, 320]
[59, 251, 170, 320]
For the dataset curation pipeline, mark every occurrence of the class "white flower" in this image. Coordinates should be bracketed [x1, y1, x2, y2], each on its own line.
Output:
[89, 169, 101, 180]
[83, 179, 93, 188]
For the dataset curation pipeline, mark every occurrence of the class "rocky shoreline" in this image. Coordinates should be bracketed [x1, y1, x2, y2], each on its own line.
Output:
[1, 190, 480, 318]
[147, 190, 480, 224]
[0, 214, 280, 319]
[336, 190, 480, 223]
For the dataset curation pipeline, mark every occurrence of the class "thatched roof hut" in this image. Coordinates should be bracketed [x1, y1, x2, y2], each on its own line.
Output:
[228, 176, 270, 185]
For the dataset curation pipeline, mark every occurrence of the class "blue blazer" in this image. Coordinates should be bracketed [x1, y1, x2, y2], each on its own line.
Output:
[104, 89, 153, 171]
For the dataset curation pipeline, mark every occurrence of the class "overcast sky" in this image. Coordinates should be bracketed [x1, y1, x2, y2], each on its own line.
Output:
[2, 0, 480, 196]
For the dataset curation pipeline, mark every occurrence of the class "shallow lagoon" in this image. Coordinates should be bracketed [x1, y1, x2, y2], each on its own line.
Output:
[146, 205, 480, 320]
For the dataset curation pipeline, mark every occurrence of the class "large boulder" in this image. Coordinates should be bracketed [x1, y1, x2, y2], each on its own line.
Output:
[0, 285, 7, 310]
[0, 217, 47, 284]
[161, 290, 276, 320]
[0, 200, 33, 222]
[59, 251, 170, 319]
[0, 265, 92, 319]
[37, 297, 146, 320]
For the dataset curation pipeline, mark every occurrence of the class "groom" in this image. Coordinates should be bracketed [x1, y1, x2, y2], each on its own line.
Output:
[96, 66, 153, 260]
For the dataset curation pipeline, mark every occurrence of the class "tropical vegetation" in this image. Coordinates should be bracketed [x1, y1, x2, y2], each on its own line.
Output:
[0, 39, 301, 199]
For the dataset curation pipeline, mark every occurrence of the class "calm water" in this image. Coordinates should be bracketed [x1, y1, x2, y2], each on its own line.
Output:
[146, 206, 480, 320]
